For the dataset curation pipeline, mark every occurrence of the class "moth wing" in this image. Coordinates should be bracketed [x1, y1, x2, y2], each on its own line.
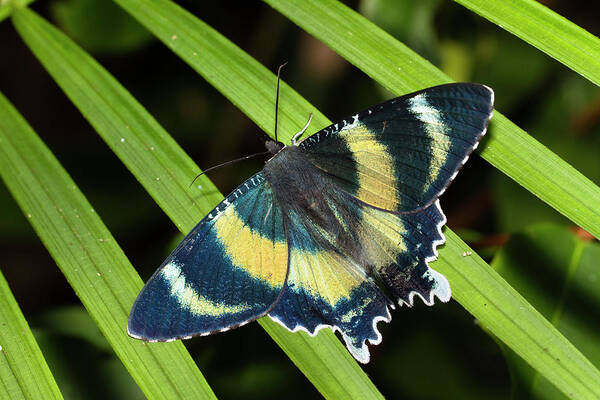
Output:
[268, 185, 448, 363]
[359, 200, 450, 307]
[298, 83, 494, 212]
[268, 206, 392, 364]
[128, 172, 288, 341]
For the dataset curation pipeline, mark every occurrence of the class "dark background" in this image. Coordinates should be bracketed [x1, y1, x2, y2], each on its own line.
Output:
[1, 0, 599, 398]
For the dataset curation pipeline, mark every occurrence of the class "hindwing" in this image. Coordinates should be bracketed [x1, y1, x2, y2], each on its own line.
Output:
[266, 175, 449, 363]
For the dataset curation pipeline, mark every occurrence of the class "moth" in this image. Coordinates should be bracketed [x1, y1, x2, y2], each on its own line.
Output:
[128, 82, 494, 363]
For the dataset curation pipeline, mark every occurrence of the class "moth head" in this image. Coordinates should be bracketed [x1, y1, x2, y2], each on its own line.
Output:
[265, 139, 285, 155]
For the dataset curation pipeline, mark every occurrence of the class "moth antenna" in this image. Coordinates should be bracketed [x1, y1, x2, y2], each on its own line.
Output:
[190, 63, 289, 189]
[189, 151, 270, 187]
[292, 113, 313, 145]
[274, 62, 288, 143]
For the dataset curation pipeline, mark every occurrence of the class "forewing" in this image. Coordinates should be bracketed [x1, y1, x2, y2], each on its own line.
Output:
[298, 83, 493, 212]
[128, 172, 288, 341]
[268, 184, 449, 363]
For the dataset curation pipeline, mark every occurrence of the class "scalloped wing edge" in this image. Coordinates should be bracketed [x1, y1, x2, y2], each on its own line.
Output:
[268, 199, 450, 363]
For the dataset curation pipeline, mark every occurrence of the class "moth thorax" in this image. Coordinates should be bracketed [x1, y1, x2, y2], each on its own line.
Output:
[263, 146, 325, 204]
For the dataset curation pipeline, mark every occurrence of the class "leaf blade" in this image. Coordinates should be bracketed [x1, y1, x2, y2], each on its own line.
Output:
[111, 0, 600, 397]
[455, 0, 600, 87]
[0, 270, 64, 400]
[0, 18, 216, 397]
[490, 225, 600, 398]
[11, 4, 383, 399]
[437, 230, 600, 399]
[263, 0, 600, 241]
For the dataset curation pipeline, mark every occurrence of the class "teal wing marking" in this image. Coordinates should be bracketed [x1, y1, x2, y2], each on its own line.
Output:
[298, 83, 494, 212]
[129, 83, 493, 364]
[267, 177, 449, 363]
[128, 172, 289, 341]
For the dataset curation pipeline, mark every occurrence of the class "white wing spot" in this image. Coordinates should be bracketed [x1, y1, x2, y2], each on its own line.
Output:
[341, 114, 360, 131]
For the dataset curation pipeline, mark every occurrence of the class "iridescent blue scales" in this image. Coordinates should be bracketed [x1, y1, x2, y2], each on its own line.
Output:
[128, 83, 494, 363]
